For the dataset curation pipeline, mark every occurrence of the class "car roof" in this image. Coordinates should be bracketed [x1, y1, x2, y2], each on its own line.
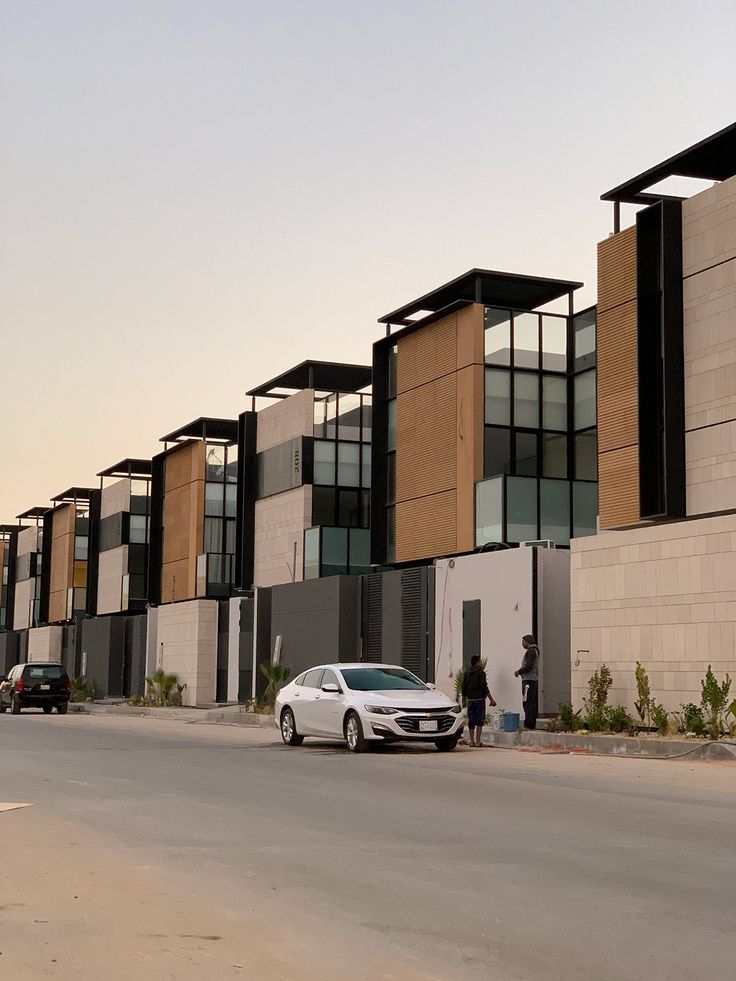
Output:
[300, 663, 404, 671]
[23, 662, 66, 667]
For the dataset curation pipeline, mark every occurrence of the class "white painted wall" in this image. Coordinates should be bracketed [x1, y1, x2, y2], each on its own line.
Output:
[27, 626, 64, 662]
[154, 599, 219, 706]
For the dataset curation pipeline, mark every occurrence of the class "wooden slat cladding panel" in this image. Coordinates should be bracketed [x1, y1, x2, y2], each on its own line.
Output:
[597, 301, 638, 453]
[598, 444, 640, 529]
[597, 226, 640, 529]
[597, 226, 637, 313]
[396, 491, 457, 563]
[396, 313, 457, 395]
[395, 373, 457, 503]
[161, 441, 205, 602]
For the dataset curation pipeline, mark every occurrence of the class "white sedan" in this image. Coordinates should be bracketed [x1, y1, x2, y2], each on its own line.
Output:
[274, 663, 464, 753]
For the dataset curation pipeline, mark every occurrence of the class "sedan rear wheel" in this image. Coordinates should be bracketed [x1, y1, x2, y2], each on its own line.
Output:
[11, 695, 22, 715]
[280, 708, 304, 746]
[57, 703, 68, 715]
[43, 706, 53, 714]
[345, 711, 367, 753]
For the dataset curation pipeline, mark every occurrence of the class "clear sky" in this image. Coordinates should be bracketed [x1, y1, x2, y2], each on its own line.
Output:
[1, 0, 734, 519]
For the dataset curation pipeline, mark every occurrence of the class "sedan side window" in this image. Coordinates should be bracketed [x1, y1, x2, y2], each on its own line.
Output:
[303, 669, 325, 689]
[321, 669, 340, 690]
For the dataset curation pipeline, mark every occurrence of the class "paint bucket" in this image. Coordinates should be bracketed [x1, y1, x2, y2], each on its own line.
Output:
[502, 712, 520, 732]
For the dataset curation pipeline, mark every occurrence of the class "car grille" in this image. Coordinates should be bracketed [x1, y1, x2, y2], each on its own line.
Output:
[396, 715, 456, 733]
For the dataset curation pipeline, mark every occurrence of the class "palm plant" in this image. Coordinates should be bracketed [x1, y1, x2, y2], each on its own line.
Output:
[145, 669, 179, 706]
[259, 663, 291, 706]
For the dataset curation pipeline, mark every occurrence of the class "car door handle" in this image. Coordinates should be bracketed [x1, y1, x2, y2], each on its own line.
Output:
[314, 695, 321, 700]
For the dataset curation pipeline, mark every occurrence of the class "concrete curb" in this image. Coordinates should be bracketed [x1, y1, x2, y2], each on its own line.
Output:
[481, 729, 736, 761]
[69, 703, 278, 729]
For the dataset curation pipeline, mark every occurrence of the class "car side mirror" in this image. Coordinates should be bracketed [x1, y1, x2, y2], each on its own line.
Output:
[426, 682, 436, 690]
[322, 683, 341, 694]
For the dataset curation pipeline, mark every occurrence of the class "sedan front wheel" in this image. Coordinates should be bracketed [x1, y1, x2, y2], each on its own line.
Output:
[280, 708, 304, 746]
[345, 711, 367, 753]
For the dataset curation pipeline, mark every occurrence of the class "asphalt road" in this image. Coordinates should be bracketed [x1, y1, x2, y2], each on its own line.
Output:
[1, 713, 734, 980]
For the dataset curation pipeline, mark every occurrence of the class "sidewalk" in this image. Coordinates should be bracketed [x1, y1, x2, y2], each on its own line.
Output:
[70, 701, 277, 729]
[481, 728, 736, 761]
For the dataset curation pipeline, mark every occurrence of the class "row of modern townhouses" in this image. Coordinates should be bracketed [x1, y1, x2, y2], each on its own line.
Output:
[1, 123, 734, 719]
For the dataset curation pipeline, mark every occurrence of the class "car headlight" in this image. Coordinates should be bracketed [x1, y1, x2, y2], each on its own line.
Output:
[364, 705, 400, 715]
[448, 703, 462, 715]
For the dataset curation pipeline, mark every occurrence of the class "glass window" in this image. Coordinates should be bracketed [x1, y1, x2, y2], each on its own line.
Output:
[361, 444, 371, 488]
[205, 482, 224, 516]
[314, 397, 328, 439]
[515, 432, 538, 476]
[514, 372, 539, 428]
[325, 393, 337, 439]
[360, 489, 370, 529]
[74, 536, 88, 561]
[224, 519, 236, 555]
[484, 427, 511, 478]
[322, 527, 348, 577]
[386, 505, 396, 562]
[387, 399, 397, 451]
[574, 309, 596, 369]
[475, 477, 503, 545]
[321, 668, 340, 689]
[224, 483, 237, 518]
[349, 528, 370, 572]
[361, 396, 372, 442]
[485, 369, 511, 425]
[540, 479, 570, 546]
[313, 440, 336, 485]
[543, 433, 568, 479]
[575, 370, 596, 430]
[337, 443, 360, 487]
[387, 453, 396, 504]
[225, 444, 238, 483]
[312, 486, 336, 526]
[205, 445, 226, 481]
[513, 312, 539, 369]
[542, 375, 567, 431]
[542, 316, 567, 372]
[573, 481, 598, 538]
[387, 346, 397, 399]
[72, 587, 87, 616]
[506, 476, 537, 543]
[484, 308, 511, 366]
[128, 574, 146, 600]
[129, 514, 148, 544]
[304, 527, 320, 580]
[204, 517, 222, 553]
[575, 430, 597, 481]
[338, 490, 360, 527]
[337, 393, 361, 441]
[131, 478, 149, 498]
[303, 668, 325, 689]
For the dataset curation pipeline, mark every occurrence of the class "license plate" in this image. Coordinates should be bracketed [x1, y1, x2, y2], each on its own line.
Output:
[419, 719, 438, 732]
[40, 684, 50, 691]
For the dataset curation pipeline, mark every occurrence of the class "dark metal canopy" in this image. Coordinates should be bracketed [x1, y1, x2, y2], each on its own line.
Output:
[159, 417, 239, 444]
[97, 458, 152, 478]
[51, 488, 94, 503]
[602, 121, 736, 204]
[0, 523, 27, 534]
[378, 268, 583, 327]
[15, 506, 50, 520]
[247, 360, 372, 399]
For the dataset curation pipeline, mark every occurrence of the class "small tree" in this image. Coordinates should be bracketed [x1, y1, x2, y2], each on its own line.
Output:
[700, 665, 732, 740]
[259, 663, 291, 706]
[145, 669, 179, 707]
[583, 664, 613, 730]
[634, 662, 655, 729]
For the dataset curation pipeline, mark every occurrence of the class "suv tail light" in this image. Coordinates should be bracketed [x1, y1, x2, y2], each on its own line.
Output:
[16, 678, 25, 693]
[63, 676, 71, 693]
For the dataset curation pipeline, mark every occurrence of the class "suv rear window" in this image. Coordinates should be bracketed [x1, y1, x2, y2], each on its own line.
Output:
[25, 665, 66, 681]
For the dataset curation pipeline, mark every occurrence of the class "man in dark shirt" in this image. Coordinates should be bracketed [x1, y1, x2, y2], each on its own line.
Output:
[514, 634, 540, 730]
[462, 655, 496, 747]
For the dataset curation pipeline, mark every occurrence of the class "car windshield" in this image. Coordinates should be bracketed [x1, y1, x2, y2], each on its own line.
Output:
[340, 668, 427, 691]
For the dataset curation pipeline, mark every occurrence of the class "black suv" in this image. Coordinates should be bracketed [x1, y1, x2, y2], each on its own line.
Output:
[0, 663, 71, 715]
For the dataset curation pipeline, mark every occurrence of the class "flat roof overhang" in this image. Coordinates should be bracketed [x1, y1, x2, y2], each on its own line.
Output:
[159, 417, 239, 444]
[51, 487, 94, 504]
[15, 507, 51, 520]
[0, 523, 28, 534]
[247, 360, 372, 399]
[378, 268, 583, 327]
[97, 458, 153, 479]
[602, 121, 736, 205]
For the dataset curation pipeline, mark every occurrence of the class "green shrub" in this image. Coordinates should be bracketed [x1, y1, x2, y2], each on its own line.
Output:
[605, 705, 634, 733]
[700, 665, 732, 740]
[678, 703, 706, 737]
[651, 703, 669, 735]
[70, 676, 96, 703]
[583, 664, 613, 715]
[557, 702, 583, 732]
[259, 663, 292, 706]
[145, 669, 180, 707]
[584, 707, 608, 732]
[634, 662, 655, 729]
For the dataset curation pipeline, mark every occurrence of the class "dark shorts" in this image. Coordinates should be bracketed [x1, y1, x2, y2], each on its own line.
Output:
[467, 699, 486, 727]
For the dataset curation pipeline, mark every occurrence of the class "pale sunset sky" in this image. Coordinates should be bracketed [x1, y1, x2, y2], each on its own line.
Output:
[1, 0, 734, 518]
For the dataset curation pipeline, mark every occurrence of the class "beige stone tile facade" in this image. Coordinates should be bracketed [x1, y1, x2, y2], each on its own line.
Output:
[571, 512, 736, 712]
[156, 599, 218, 706]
